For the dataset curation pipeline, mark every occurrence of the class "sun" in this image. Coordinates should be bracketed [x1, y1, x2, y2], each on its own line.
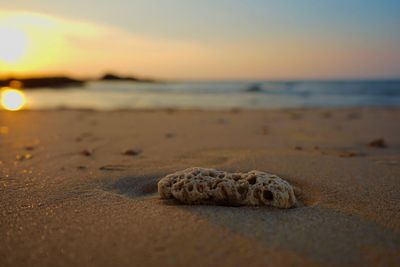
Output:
[1, 88, 27, 111]
[0, 27, 28, 64]
[0, 11, 76, 74]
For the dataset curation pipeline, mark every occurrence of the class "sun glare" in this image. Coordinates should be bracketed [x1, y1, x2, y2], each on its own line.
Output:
[0, 27, 28, 64]
[1, 88, 27, 111]
[0, 11, 71, 74]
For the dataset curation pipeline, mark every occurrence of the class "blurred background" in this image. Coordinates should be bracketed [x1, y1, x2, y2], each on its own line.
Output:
[0, 0, 399, 110]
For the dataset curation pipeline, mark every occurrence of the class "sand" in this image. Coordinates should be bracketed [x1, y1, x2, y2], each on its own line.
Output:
[1, 108, 400, 266]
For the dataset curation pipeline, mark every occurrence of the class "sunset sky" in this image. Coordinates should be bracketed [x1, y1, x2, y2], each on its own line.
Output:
[0, 0, 399, 80]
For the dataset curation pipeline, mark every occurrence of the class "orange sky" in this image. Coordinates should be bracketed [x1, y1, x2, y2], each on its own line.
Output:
[0, 4, 399, 80]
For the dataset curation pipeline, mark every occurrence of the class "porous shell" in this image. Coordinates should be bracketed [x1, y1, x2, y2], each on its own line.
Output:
[158, 167, 296, 208]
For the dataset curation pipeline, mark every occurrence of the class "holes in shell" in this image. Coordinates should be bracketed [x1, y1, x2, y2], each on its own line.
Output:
[174, 182, 184, 191]
[263, 190, 274, 201]
[232, 175, 241, 181]
[237, 185, 248, 198]
[188, 184, 194, 192]
[246, 175, 257, 185]
[212, 180, 223, 189]
[196, 184, 204, 193]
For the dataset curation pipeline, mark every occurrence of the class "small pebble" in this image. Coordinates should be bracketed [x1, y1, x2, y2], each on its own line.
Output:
[25, 145, 35, 151]
[122, 149, 141, 156]
[165, 133, 175, 138]
[261, 127, 269, 135]
[80, 149, 92, 156]
[368, 138, 387, 148]
[339, 151, 363, 158]
[99, 165, 126, 171]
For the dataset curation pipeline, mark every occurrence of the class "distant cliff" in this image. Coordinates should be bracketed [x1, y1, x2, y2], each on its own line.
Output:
[0, 77, 85, 89]
[0, 73, 159, 89]
[100, 73, 156, 83]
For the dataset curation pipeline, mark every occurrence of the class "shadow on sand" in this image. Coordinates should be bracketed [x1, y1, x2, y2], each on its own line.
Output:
[103, 174, 400, 265]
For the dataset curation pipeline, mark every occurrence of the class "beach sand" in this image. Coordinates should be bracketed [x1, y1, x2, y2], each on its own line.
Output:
[1, 108, 400, 266]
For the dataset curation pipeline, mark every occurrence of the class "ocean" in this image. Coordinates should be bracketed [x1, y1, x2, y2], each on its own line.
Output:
[23, 80, 400, 110]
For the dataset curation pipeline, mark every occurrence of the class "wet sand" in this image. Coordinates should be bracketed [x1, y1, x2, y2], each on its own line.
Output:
[1, 108, 400, 266]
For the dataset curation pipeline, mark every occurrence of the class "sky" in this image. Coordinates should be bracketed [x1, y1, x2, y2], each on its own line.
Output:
[0, 0, 399, 80]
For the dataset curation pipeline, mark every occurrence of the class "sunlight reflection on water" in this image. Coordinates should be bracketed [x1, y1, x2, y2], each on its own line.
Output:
[0, 87, 27, 111]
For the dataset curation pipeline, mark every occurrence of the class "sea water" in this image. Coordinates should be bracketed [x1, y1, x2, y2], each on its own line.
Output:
[22, 80, 400, 110]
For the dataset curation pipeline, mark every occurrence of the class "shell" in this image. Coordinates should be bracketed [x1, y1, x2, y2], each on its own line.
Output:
[158, 167, 296, 208]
